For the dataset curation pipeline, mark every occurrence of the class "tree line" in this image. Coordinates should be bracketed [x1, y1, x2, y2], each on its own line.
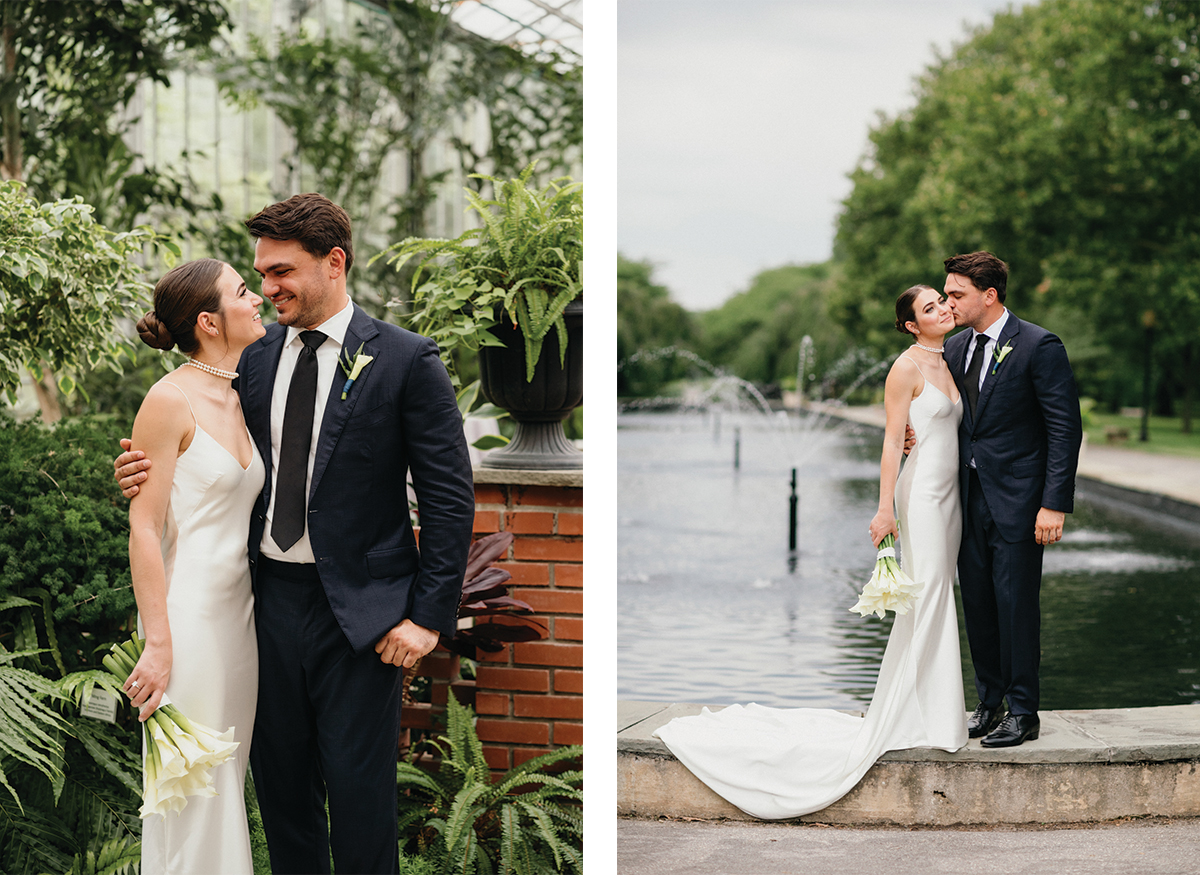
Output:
[620, 0, 1200, 422]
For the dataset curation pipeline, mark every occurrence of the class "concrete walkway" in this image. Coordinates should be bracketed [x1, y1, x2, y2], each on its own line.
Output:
[619, 816, 1200, 875]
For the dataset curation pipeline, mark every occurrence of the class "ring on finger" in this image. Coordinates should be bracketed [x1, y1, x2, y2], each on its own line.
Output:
[131, 681, 141, 690]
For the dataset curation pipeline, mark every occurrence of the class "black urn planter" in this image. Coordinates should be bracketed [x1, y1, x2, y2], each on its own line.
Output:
[478, 297, 582, 470]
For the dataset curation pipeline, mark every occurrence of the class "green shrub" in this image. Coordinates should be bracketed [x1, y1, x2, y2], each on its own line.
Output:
[0, 412, 136, 675]
[0, 413, 144, 873]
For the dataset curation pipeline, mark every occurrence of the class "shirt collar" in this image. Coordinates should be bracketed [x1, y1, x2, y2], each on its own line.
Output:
[977, 307, 1009, 343]
[284, 295, 354, 349]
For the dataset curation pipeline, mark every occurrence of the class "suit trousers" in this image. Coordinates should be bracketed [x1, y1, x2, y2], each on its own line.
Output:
[959, 468, 1045, 716]
[250, 557, 402, 875]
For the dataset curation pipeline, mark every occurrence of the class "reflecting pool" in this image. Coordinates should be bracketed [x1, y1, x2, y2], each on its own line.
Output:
[618, 411, 1200, 711]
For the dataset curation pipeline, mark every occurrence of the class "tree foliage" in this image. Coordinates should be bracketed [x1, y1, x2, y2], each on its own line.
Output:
[0, 0, 228, 191]
[0, 181, 177, 403]
[698, 262, 850, 391]
[616, 255, 700, 397]
[833, 0, 1200, 409]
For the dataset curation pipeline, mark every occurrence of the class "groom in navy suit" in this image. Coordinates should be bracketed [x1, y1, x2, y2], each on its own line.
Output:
[942, 251, 1082, 748]
[118, 194, 475, 873]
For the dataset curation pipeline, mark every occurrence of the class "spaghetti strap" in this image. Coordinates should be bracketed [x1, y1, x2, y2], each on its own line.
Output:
[900, 352, 926, 379]
[161, 380, 198, 425]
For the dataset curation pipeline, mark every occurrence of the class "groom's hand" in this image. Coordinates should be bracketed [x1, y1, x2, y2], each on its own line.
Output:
[114, 438, 151, 498]
[903, 424, 916, 455]
[1035, 507, 1065, 545]
[375, 618, 440, 668]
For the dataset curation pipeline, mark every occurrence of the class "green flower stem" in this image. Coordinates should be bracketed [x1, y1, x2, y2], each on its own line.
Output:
[101, 653, 130, 682]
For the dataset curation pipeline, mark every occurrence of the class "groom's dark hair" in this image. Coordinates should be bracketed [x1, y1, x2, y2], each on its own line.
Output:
[944, 251, 1007, 303]
[246, 193, 355, 273]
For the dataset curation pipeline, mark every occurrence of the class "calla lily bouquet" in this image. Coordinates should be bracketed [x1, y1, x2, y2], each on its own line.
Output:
[101, 634, 239, 817]
[850, 533, 925, 618]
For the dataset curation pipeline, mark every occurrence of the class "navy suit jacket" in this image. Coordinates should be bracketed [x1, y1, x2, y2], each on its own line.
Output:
[236, 304, 475, 654]
[946, 313, 1082, 544]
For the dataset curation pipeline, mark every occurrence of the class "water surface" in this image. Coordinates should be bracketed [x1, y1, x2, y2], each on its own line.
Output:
[618, 411, 1200, 711]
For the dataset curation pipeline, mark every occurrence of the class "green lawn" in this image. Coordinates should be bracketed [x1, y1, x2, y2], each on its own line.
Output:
[1086, 411, 1200, 458]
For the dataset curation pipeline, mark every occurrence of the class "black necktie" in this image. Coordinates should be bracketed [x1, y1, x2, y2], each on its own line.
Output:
[964, 333, 987, 418]
[272, 330, 326, 551]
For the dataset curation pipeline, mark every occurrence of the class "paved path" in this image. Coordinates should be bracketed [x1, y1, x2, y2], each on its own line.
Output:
[813, 402, 1200, 509]
[618, 817, 1200, 875]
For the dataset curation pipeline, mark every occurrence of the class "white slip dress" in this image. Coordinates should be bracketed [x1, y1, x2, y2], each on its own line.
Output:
[140, 382, 263, 874]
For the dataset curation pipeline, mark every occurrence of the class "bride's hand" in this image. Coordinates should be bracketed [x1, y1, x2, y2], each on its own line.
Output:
[868, 510, 899, 547]
[124, 641, 171, 721]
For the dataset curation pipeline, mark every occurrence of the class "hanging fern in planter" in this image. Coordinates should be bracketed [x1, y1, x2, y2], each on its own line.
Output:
[396, 693, 582, 874]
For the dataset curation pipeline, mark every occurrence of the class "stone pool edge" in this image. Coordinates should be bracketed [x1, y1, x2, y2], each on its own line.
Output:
[617, 701, 1200, 825]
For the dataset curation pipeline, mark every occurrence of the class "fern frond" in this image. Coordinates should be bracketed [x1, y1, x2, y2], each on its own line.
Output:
[443, 777, 489, 861]
[0, 659, 69, 806]
[70, 719, 141, 796]
[59, 670, 126, 711]
[0, 792, 77, 873]
[89, 834, 140, 875]
[21, 588, 67, 678]
[395, 762, 446, 798]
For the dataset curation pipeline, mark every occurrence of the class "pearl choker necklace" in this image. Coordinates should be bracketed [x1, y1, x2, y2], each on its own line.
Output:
[912, 342, 945, 354]
[185, 359, 239, 380]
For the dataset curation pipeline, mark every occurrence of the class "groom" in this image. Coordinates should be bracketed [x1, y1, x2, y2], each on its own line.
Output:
[942, 251, 1082, 748]
[117, 194, 475, 872]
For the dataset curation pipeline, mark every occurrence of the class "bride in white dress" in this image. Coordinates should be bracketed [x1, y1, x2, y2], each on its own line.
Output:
[123, 258, 266, 873]
[654, 284, 967, 820]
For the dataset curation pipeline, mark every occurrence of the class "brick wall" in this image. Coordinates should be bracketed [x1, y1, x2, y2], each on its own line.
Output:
[470, 470, 583, 775]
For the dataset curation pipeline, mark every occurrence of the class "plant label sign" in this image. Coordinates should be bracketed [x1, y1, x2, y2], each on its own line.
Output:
[80, 688, 118, 724]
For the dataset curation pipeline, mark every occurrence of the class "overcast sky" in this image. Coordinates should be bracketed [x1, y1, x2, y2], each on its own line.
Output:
[618, 0, 1034, 310]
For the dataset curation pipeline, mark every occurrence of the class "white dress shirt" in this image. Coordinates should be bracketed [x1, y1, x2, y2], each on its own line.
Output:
[259, 296, 354, 563]
[964, 307, 1010, 393]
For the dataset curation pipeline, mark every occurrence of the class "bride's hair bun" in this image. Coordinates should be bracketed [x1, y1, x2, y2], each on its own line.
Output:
[137, 311, 176, 350]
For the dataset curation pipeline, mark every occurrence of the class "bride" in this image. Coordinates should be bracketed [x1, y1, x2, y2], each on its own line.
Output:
[123, 258, 265, 873]
[653, 284, 968, 820]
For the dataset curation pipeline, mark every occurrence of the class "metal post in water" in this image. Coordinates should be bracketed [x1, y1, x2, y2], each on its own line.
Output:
[788, 467, 798, 551]
[734, 426, 741, 470]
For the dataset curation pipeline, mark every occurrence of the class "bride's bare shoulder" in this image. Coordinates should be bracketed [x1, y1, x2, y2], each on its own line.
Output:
[886, 354, 924, 392]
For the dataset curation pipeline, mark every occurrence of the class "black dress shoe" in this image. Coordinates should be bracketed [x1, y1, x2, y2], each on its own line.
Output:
[967, 703, 1005, 738]
[980, 712, 1040, 748]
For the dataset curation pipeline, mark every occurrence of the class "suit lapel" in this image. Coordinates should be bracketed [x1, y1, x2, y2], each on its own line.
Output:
[971, 313, 1021, 428]
[238, 327, 286, 496]
[309, 305, 381, 501]
[945, 329, 973, 428]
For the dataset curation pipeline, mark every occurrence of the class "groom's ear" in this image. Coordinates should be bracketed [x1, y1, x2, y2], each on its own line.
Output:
[326, 247, 346, 280]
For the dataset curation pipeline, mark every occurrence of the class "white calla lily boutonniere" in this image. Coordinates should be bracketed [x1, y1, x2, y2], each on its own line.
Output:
[339, 343, 374, 400]
[991, 340, 1014, 375]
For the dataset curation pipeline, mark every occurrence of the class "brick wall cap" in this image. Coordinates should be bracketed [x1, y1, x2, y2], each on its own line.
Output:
[472, 467, 583, 488]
